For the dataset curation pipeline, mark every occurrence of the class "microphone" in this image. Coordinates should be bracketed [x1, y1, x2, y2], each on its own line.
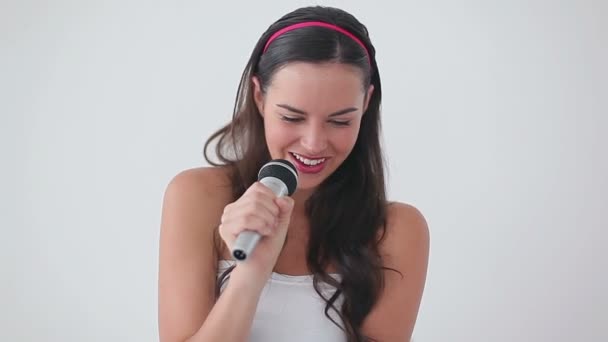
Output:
[231, 159, 298, 262]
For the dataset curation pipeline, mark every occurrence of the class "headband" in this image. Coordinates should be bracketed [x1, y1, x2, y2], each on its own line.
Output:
[262, 21, 371, 65]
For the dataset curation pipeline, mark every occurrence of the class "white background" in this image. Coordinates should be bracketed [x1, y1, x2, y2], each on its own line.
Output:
[2, 0, 607, 341]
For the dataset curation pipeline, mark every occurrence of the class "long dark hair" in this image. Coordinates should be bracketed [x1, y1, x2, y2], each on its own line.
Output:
[205, 6, 395, 342]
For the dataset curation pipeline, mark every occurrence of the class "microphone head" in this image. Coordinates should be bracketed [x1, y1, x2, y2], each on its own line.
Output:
[258, 159, 298, 196]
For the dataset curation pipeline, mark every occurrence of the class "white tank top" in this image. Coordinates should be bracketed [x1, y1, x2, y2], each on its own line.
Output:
[218, 260, 347, 342]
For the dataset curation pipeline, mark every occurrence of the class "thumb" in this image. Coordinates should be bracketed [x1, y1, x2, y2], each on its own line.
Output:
[275, 197, 295, 225]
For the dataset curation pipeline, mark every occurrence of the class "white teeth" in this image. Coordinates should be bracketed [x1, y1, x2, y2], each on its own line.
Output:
[291, 152, 326, 166]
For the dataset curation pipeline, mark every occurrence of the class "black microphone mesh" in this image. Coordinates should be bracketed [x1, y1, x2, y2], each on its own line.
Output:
[258, 159, 298, 195]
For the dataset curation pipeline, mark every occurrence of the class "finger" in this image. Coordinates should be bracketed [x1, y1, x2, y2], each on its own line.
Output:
[238, 184, 280, 216]
[246, 182, 279, 198]
[275, 196, 295, 215]
[235, 215, 274, 236]
[275, 197, 295, 228]
[248, 192, 280, 218]
[228, 200, 279, 230]
[224, 192, 279, 222]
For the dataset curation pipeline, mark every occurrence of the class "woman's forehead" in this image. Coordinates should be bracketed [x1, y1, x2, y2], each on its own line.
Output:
[265, 62, 366, 106]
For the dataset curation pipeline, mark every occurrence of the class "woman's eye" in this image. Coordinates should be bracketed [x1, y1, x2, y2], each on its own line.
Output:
[279, 115, 351, 127]
[280, 115, 303, 123]
[331, 120, 351, 126]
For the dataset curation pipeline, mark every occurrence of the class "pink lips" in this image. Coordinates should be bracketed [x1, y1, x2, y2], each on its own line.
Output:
[289, 152, 328, 174]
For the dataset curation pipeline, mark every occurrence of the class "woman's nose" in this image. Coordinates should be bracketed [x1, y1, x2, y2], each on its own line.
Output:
[300, 125, 328, 155]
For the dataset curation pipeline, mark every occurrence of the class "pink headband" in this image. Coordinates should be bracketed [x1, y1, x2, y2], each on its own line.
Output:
[263, 21, 371, 64]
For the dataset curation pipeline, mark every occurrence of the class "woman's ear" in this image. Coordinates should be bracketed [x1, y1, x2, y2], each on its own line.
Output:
[252, 76, 265, 116]
[363, 84, 374, 114]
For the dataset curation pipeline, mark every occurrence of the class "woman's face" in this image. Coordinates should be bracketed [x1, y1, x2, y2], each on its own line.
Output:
[253, 62, 373, 191]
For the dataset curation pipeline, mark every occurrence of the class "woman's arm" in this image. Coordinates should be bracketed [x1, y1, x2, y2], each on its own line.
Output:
[158, 168, 264, 342]
[361, 202, 430, 342]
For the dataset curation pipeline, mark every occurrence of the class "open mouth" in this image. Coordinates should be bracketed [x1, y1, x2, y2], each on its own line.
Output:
[289, 152, 328, 173]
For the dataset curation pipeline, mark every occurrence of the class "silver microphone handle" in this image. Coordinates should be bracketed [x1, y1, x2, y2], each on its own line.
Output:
[231, 177, 288, 261]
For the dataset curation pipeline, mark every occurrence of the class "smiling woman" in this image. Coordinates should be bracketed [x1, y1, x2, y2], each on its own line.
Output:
[253, 62, 372, 188]
[158, 5, 429, 342]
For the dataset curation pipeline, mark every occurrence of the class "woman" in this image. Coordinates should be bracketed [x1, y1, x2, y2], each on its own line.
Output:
[158, 6, 429, 342]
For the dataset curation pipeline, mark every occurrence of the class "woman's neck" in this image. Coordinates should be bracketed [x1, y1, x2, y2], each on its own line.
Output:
[285, 188, 315, 240]
[291, 187, 315, 214]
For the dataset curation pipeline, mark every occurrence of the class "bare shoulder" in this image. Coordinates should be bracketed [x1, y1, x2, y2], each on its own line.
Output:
[165, 166, 232, 199]
[161, 165, 233, 254]
[160, 166, 233, 249]
[382, 201, 430, 254]
[161, 166, 234, 233]
[158, 166, 233, 342]
[362, 201, 430, 341]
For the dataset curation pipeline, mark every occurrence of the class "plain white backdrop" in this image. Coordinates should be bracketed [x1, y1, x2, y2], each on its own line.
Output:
[2, 0, 607, 341]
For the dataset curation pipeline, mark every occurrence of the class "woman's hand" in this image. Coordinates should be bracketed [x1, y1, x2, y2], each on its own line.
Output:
[219, 182, 295, 284]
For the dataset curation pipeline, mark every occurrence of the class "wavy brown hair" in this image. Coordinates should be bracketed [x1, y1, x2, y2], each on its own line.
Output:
[205, 6, 397, 342]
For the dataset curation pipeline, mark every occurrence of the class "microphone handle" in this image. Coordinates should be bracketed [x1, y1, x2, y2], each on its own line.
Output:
[231, 177, 289, 261]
